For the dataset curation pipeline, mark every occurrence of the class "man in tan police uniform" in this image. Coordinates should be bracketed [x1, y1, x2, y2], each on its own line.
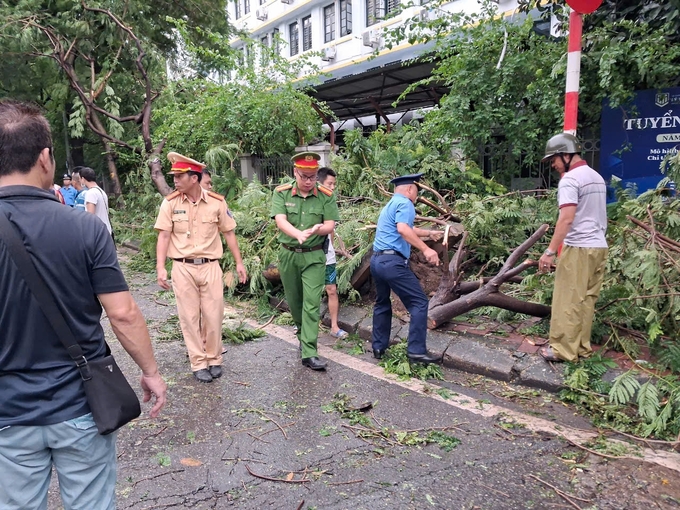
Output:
[155, 152, 247, 383]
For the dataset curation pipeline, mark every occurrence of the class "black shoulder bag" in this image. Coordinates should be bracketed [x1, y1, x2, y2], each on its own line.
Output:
[0, 208, 140, 435]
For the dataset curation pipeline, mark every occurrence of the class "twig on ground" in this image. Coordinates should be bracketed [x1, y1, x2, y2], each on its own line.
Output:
[327, 479, 364, 486]
[247, 432, 270, 444]
[296, 501, 305, 510]
[153, 298, 169, 307]
[245, 465, 311, 484]
[256, 315, 276, 330]
[526, 474, 587, 510]
[563, 437, 633, 460]
[253, 422, 296, 440]
[479, 482, 510, 498]
[131, 469, 185, 487]
[231, 380, 251, 387]
[222, 456, 267, 464]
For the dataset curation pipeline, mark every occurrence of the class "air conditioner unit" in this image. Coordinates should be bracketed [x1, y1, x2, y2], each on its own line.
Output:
[281, 0, 292, 4]
[256, 7, 267, 20]
[362, 30, 380, 48]
[321, 45, 336, 61]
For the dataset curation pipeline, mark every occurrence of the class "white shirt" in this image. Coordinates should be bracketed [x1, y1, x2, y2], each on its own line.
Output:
[84, 186, 112, 234]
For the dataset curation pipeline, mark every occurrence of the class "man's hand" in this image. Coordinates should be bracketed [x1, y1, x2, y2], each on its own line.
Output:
[424, 247, 440, 266]
[310, 223, 324, 235]
[140, 372, 167, 418]
[236, 262, 247, 284]
[157, 268, 171, 290]
[297, 228, 313, 245]
[538, 253, 555, 273]
[428, 230, 443, 242]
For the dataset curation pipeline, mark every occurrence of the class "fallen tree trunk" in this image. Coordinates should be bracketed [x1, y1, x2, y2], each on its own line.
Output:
[427, 224, 552, 329]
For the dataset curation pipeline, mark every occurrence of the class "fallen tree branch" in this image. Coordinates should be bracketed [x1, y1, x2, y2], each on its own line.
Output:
[428, 225, 550, 328]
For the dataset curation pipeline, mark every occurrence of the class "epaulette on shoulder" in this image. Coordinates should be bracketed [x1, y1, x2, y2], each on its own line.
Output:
[318, 184, 333, 197]
[275, 183, 293, 193]
[165, 190, 181, 201]
[207, 190, 225, 200]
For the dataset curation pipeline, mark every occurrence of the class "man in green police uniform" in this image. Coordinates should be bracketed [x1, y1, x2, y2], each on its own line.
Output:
[271, 152, 340, 371]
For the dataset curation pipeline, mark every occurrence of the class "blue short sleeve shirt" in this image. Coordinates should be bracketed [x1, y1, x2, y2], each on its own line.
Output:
[373, 194, 415, 259]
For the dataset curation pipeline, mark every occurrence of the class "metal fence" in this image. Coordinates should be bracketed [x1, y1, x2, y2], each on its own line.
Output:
[253, 155, 293, 185]
[477, 138, 600, 190]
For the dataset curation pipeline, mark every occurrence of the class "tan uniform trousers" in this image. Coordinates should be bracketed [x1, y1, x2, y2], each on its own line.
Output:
[549, 245, 608, 362]
[172, 261, 224, 371]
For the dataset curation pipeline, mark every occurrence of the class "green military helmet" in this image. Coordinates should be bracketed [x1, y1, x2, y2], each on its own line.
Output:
[542, 133, 583, 161]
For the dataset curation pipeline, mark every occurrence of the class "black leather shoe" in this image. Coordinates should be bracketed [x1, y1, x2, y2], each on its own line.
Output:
[193, 368, 213, 383]
[373, 349, 385, 360]
[208, 365, 222, 379]
[407, 352, 442, 365]
[302, 357, 327, 371]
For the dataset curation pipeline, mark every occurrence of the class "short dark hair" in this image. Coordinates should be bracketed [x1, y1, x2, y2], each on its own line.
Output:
[202, 168, 212, 177]
[79, 166, 97, 183]
[0, 99, 53, 177]
[71, 166, 83, 177]
[317, 167, 336, 184]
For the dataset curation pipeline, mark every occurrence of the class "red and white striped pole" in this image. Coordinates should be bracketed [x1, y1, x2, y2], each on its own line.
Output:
[563, 8, 582, 136]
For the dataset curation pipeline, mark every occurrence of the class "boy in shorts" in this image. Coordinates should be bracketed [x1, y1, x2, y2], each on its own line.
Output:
[318, 167, 349, 339]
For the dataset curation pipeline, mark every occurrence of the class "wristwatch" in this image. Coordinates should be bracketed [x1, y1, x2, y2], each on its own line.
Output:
[544, 248, 557, 257]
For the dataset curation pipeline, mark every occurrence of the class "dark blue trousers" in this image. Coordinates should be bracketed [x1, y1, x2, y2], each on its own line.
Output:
[370, 254, 428, 355]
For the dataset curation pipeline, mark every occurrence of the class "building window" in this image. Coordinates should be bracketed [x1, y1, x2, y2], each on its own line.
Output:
[289, 22, 299, 56]
[259, 0, 265, 5]
[367, 0, 397, 26]
[273, 28, 280, 54]
[260, 35, 269, 66]
[235, 0, 241, 20]
[302, 15, 312, 51]
[340, 0, 352, 36]
[324, 4, 336, 43]
[244, 0, 250, 15]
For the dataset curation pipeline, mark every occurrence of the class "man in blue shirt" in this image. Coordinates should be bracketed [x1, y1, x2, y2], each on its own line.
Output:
[71, 167, 88, 211]
[59, 173, 78, 207]
[371, 173, 441, 364]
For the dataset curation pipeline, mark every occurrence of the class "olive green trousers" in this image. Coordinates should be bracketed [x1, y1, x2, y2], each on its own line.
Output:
[278, 247, 325, 359]
[549, 245, 608, 362]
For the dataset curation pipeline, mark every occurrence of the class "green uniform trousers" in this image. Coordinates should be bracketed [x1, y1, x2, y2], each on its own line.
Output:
[278, 247, 325, 359]
[549, 245, 608, 362]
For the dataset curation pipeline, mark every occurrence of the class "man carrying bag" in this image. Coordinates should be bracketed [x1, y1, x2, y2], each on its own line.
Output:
[0, 99, 167, 510]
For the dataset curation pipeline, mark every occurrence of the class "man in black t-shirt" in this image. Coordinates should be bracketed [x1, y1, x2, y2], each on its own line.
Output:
[0, 100, 167, 510]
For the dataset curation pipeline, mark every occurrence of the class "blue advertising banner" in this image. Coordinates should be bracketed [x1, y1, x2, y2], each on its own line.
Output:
[600, 87, 680, 200]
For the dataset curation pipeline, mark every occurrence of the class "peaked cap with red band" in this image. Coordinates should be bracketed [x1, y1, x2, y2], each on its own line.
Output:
[291, 151, 321, 172]
[167, 151, 206, 174]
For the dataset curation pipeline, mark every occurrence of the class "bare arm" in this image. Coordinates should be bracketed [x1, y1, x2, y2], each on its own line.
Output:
[222, 230, 247, 283]
[86, 203, 96, 214]
[413, 227, 443, 241]
[156, 230, 171, 289]
[98, 291, 167, 418]
[397, 222, 439, 265]
[538, 205, 576, 272]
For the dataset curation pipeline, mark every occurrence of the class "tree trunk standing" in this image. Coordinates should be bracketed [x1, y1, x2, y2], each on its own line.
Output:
[149, 156, 172, 197]
[88, 111, 123, 199]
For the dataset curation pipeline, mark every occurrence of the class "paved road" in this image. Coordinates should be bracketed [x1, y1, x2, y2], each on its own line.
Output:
[45, 268, 680, 509]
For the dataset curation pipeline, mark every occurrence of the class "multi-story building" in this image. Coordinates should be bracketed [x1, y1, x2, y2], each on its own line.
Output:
[229, 0, 521, 137]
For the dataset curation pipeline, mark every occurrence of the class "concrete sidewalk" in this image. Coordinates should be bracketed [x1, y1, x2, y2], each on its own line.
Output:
[303, 303, 564, 392]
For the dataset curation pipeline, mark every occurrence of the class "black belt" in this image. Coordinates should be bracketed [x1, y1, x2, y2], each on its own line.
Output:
[172, 258, 217, 265]
[373, 250, 406, 259]
[282, 243, 325, 253]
